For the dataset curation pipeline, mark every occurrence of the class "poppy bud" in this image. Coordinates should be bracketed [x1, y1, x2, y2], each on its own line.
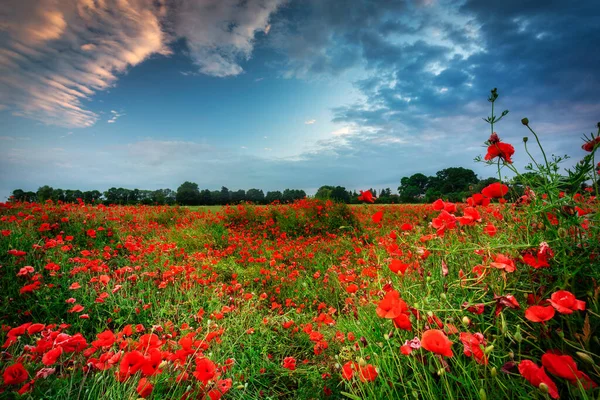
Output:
[500, 313, 507, 334]
[521, 118, 529, 126]
[556, 330, 564, 339]
[576, 352, 595, 366]
[484, 345, 494, 355]
[479, 388, 487, 400]
[437, 368, 445, 376]
[462, 316, 471, 327]
[523, 137, 528, 143]
[514, 330, 522, 343]
[383, 334, 389, 341]
[490, 367, 497, 378]
[440, 293, 446, 301]
[358, 357, 366, 367]
[538, 383, 549, 395]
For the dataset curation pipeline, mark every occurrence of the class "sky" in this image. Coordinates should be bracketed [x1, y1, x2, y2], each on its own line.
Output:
[1, 0, 599, 200]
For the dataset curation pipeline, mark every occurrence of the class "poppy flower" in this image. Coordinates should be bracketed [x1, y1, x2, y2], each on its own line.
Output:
[421, 329, 453, 357]
[582, 136, 600, 152]
[341, 361, 356, 380]
[118, 350, 145, 381]
[490, 253, 516, 273]
[137, 377, 153, 398]
[372, 211, 383, 223]
[459, 332, 487, 365]
[431, 210, 457, 236]
[358, 364, 378, 382]
[3, 362, 29, 385]
[457, 207, 481, 226]
[283, 357, 296, 371]
[518, 360, 559, 399]
[194, 357, 217, 384]
[541, 351, 597, 389]
[389, 259, 409, 275]
[549, 290, 585, 314]
[376, 290, 408, 319]
[358, 190, 375, 203]
[485, 142, 515, 163]
[525, 305, 555, 323]
[42, 347, 63, 366]
[481, 182, 509, 198]
[217, 378, 233, 394]
[484, 223, 497, 237]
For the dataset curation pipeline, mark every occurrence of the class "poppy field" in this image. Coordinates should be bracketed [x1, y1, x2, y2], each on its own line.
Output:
[1, 98, 600, 399]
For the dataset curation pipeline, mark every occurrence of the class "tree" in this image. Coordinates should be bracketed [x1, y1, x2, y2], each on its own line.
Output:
[246, 188, 265, 204]
[83, 190, 102, 203]
[176, 182, 201, 205]
[330, 186, 350, 203]
[315, 185, 334, 200]
[199, 189, 212, 205]
[37, 186, 54, 202]
[230, 189, 246, 204]
[282, 189, 306, 203]
[398, 173, 429, 203]
[220, 187, 231, 205]
[265, 190, 283, 203]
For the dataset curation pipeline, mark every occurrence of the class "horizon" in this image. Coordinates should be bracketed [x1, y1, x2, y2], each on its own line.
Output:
[1, 0, 599, 201]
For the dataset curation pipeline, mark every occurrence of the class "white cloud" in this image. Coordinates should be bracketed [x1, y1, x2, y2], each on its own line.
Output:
[331, 126, 352, 136]
[107, 110, 124, 124]
[304, 119, 316, 125]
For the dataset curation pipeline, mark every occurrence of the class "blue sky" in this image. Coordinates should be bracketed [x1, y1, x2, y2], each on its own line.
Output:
[1, 0, 599, 200]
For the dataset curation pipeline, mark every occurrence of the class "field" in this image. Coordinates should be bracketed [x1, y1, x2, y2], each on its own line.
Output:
[1, 189, 599, 399]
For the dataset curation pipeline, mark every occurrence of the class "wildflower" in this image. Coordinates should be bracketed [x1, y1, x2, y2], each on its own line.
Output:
[485, 141, 515, 163]
[525, 305, 555, 323]
[490, 253, 516, 273]
[459, 332, 487, 365]
[421, 329, 453, 357]
[549, 290, 585, 314]
[358, 364, 378, 382]
[3, 363, 29, 385]
[541, 351, 597, 389]
[372, 210, 383, 223]
[358, 190, 375, 203]
[283, 357, 297, 371]
[518, 360, 559, 399]
[582, 136, 600, 152]
[193, 357, 217, 384]
[376, 290, 408, 319]
[481, 182, 509, 198]
[137, 377, 153, 398]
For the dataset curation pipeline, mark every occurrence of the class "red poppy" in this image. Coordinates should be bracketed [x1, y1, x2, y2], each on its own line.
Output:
[42, 346, 63, 366]
[490, 253, 516, 273]
[484, 223, 497, 237]
[376, 290, 408, 319]
[485, 142, 515, 163]
[481, 182, 509, 198]
[3, 362, 29, 385]
[358, 364, 378, 382]
[518, 360, 559, 399]
[283, 356, 296, 371]
[525, 305, 555, 323]
[549, 290, 585, 314]
[542, 351, 597, 389]
[341, 361, 356, 380]
[194, 357, 217, 384]
[389, 259, 409, 275]
[457, 207, 481, 226]
[92, 330, 116, 348]
[358, 190, 375, 203]
[118, 350, 145, 381]
[582, 136, 600, 152]
[459, 332, 487, 365]
[137, 377, 153, 398]
[392, 313, 412, 331]
[372, 211, 383, 223]
[431, 210, 457, 236]
[421, 329, 453, 357]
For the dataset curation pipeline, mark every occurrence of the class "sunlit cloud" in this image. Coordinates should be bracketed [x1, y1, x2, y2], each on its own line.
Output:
[0, 0, 284, 128]
[304, 119, 316, 125]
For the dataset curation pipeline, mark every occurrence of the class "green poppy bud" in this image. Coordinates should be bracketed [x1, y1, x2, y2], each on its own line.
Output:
[521, 118, 529, 126]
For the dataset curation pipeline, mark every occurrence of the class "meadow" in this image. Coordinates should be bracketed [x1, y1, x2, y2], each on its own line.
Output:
[1, 95, 600, 399]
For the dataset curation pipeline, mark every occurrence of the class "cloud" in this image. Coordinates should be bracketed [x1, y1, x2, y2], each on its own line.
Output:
[173, 0, 285, 77]
[331, 126, 352, 136]
[107, 110, 124, 124]
[304, 119, 316, 125]
[0, 0, 284, 128]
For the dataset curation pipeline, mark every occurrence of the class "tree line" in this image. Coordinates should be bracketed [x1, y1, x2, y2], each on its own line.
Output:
[8, 167, 509, 206]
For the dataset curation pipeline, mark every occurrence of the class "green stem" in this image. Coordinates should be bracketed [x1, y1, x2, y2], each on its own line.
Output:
[526, 124, 551, 176]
